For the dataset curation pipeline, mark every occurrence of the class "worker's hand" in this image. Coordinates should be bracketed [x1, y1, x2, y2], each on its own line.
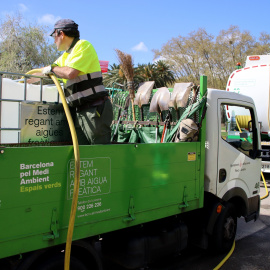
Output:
[42, 65, 54, 76]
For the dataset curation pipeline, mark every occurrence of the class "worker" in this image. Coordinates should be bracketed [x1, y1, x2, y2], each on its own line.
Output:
[29, 19, 113, 145]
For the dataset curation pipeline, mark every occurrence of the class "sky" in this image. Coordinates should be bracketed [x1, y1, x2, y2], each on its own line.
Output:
[1, 0, 270, 67]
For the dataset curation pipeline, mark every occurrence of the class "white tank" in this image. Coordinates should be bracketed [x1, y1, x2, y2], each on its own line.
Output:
[226, 55, 270, 135]
[0, 78, 60, 143]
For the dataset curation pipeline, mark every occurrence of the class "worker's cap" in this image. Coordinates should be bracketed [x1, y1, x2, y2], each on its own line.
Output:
[50, 19, 78, 36]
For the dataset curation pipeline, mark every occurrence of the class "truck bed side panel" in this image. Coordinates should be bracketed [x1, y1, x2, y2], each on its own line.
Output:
[0, 142, 203, 258]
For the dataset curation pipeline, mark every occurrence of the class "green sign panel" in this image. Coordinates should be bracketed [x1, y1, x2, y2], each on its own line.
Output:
[67, 157, 111, 200]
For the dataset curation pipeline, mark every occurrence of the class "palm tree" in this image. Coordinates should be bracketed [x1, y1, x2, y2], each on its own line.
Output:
[103, 61, 176, 90]
[136, 61, 176, 88]
[103, 64, 143, 90]
[102, 64, 125, 87]
[154, 60, 176, 87]
[137, 63, 155, 81]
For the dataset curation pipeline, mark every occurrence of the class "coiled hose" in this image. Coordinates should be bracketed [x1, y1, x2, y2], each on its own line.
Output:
[235, 115, 251, 129]
[25, 70, 80, 270]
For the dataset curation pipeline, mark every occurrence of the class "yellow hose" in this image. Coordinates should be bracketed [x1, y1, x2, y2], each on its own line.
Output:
[25, 70, 80, 270]
[213, 241, 235, 270]
[235, 115, 251, 129]
[260, 171, 269, 200]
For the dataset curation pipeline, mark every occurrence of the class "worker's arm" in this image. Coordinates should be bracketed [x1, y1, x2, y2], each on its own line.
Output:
[27, 66, 80, 84]
[51, 66, 80, 80]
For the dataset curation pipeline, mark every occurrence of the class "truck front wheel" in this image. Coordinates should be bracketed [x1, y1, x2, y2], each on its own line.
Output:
[211, 202, 237, 253]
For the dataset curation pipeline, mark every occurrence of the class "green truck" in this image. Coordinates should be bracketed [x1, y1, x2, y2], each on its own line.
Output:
[0, 73, 262, 270]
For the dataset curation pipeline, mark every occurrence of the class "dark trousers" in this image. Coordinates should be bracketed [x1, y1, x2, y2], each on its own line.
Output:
[72, 99, 113, 145]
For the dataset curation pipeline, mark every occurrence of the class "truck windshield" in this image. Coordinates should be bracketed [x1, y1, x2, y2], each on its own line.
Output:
[221, 104, 256, 158]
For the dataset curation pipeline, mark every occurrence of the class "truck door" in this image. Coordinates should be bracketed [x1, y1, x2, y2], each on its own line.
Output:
[217, 100, 261, 199]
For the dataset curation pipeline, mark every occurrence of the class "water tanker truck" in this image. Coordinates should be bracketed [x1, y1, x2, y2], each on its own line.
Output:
[0, 72, 264, 270]
[226, 55, 270, 173]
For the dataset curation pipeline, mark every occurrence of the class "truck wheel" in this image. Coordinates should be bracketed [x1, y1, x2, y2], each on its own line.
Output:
[38, 254, 88, 270]
[211, 202, 237, 254]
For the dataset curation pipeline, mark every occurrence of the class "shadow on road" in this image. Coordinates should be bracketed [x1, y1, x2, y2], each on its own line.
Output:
[103, 184, 270, 270]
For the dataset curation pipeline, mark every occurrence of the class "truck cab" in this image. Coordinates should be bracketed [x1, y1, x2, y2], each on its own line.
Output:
[205, 89, 261, 222]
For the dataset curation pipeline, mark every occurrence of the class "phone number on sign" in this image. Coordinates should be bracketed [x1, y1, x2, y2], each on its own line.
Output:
[78, 202, 102, 212]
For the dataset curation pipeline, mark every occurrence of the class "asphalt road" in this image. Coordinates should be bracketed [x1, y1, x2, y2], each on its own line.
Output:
[104, 180, 270, 270]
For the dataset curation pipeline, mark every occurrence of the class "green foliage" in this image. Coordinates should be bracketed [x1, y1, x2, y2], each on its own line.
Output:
[103, 60, 176, 89]
[0, 13, 60, 74]
[153, 26, 270, 89]
[137, 61, 175, 88]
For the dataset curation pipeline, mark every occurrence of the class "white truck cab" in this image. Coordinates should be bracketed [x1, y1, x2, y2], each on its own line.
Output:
[205, 89, 261, 222]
